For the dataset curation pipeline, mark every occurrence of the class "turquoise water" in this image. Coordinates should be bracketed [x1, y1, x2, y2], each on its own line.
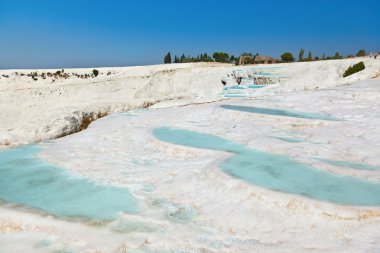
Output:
[224, 86, 246, 90]
[220, 92, 246, 95]
[0, 145, 138, 220]
[154, 127, 380, 206]
[221, 105, 340, 121]
[221, 85, 265, 98]
[154, 128, 244, 153]
[247, 85, 265, 89]
[316, 158, 378, 171]
[256, 72, 271, 75]
[223, 94, 247, 98]
[224, 85, 265, 90]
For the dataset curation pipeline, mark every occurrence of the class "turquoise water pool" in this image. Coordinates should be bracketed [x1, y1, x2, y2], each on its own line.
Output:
[247, 85, 265, 89]
[224, 86, 246, 90]
[0, 145, 138, 220]
[223, 85, 265, 91]
[154, 127, 380, 206]
[220, 85, 266, 99]
[221, 105, 340, 121]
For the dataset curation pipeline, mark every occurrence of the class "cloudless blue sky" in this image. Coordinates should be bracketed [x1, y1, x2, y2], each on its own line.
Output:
[0, 0, 379, 68]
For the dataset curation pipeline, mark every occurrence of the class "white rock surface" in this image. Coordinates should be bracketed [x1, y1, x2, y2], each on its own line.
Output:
[1, 58, 379, 147]
[1, 58, 380, 252]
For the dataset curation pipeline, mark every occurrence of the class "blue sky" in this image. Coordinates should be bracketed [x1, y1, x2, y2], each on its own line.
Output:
[0, 0, 379, 68]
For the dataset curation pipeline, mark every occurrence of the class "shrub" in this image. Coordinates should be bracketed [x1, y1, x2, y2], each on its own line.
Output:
[31, 72, 38, 80]
[281, 52, 294, 62]
[356, 49, 366, 57]
[307, 51, 313, 61]
[213, 52, 230, 63]
[79, 111, 108, 131]
[298, 48, 304, 61]
[92, 69, 99, 77]
[343, 62, 365, 77]
[333, 52, 342, 59]
[164, 52, 172, 64]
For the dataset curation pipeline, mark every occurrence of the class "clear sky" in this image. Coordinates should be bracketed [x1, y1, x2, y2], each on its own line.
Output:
[0, 0, 379, 68]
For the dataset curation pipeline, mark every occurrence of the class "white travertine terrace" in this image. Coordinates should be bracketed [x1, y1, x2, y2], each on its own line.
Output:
[1, 58, 380, 252]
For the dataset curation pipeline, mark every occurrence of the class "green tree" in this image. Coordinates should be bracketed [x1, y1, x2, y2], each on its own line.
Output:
[343, 62, 365, 77]
[212, 52, 230, 63]
[307, 51, 312, 61]
[229, 55, 236, 64]
[298, 48, 304, 61]
[356, 49, 366, 57]
[334, 52, 342, 59]
[322, 53, 326, 60]
[180, 54, 186, 63]
[174, 55, 179, 63]
[280, 52, 294, 62]
[164, 52, 172, 64]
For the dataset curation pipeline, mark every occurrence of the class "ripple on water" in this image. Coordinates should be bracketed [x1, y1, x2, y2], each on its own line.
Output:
[0, 145, 139, 220]
[221, 105, 340, 121]
[154, 127, 380, 206]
